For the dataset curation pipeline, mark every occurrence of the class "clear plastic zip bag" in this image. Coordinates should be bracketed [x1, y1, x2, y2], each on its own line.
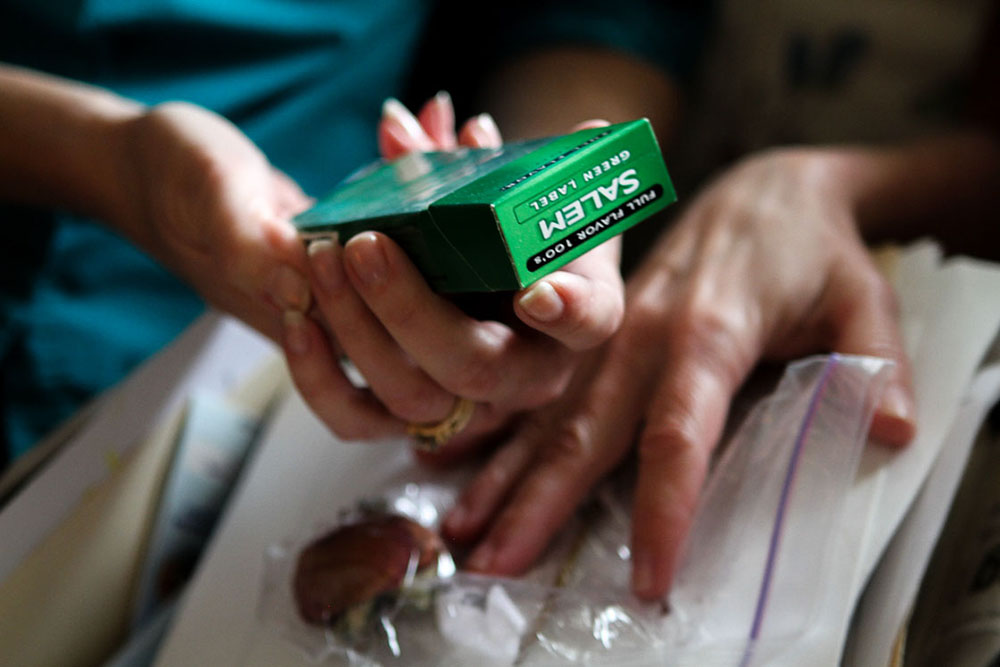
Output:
[666, 353, 893, 666]
[259, 354, 892, 665]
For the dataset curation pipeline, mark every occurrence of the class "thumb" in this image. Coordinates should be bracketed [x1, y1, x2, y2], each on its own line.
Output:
[213, 172, 312, 321]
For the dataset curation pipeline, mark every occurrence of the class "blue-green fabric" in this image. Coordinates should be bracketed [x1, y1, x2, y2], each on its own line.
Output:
[0, 0, 708, 462]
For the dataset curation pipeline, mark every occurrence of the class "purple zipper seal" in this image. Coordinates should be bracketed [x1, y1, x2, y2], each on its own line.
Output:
[739, 354, 840, 667]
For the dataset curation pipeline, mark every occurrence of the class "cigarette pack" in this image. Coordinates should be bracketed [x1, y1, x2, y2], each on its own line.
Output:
[294, 119, 675, 292]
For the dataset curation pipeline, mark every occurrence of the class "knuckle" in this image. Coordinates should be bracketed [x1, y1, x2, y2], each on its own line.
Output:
[536, 415, 597, 465]
[638, 417, 700, 467]
[671, 300, 752, 384]
[455, 357, 501, 399]
[452, 340, 504, 398]
[483, 460, 511, 489]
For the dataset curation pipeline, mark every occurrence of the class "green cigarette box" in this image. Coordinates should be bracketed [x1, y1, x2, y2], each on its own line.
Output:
[295, 119, 676, 292]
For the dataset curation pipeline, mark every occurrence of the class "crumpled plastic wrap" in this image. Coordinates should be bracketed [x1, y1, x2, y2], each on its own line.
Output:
[259, 354, 892, 666]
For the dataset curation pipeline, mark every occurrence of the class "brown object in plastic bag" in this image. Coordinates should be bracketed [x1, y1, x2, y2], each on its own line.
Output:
[293, 514, 445, 626]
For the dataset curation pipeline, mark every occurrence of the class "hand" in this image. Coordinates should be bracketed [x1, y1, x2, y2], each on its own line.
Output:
[442, 147, 917, 600]
[281, 93, 625, 449]
[116, 102, 313, 341]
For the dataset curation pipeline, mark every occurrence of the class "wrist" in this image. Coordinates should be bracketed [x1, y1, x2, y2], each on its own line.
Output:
[817, 133, 1000, 245]
[770, 145, 909, 240]
[100, 104, 152, 243]
[0, 65, 145, 228]
[88, 98, 147, 235]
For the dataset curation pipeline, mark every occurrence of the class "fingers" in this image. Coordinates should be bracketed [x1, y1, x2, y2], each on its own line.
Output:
[378, 93, 469, 158]
[514, 239, 624, 350]
[341, 231, 573, 409]
[458, 113, 502, 149]
[826, 260, 916, 446]
[256, 215, 311, 314]
[630, 327, 753, 600]
[281, 310, 406, 441]
[378, 97, 435, 159]
[442, 422, 544, 542]
[209, 171, 313, 320]
[453, 358, 646, 575]
[570, 119, 611, 133]
[417, 91, 457, 150]
[306, 237, 457, 424]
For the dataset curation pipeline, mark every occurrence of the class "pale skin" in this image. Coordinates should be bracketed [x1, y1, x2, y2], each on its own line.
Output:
[441, 133, 1000, 600]
[0, 65, 313, 343]
[281, 47, 681, 447]
[15, 50, 990, 605]
[0, 48, 680, 448]
[282, 55, 993, 600]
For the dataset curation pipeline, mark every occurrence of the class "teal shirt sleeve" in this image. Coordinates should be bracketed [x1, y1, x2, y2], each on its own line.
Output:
[0, 0, 435, 462]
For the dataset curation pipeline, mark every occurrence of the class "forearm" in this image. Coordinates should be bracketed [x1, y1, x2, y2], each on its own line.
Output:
[478, 46, 682, 145]
[0, 64, 142, 227]
[834, 131, 1000, 257]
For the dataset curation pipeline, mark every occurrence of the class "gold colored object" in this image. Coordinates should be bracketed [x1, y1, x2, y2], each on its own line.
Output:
[406, 397, 476, 451]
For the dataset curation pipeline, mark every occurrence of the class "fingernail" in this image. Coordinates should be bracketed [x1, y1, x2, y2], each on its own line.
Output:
[382, 97, 434, 150]
[428, 91, 457, 149]
[471, 113, 502, 148]
[345, 232, 388, 287]
[631, 552, 656, 598]
[879, 383, 914, 424]
[874, 382, 917, 445]
[283, 310, 309, 355]
[465, 543, 495, 572]
[307, 236, 342, 292]
[431, 90, 454, 122]
[268, 265, 312, 312]
[518, 281, 564, 322]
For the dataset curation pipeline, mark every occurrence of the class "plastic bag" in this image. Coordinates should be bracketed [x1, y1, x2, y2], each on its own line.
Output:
[666, 353, 893, 665]
[259, 354, 891, 665]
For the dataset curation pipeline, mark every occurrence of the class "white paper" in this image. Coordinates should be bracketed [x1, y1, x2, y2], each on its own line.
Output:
[843, 363, 1000, 667]
[153, 244, 1000, 666]
[154, 395, 416, 667]
[774, 252, 1000, 666]
[829, 257, 1000, 662]
[0, 312, 277, 583]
